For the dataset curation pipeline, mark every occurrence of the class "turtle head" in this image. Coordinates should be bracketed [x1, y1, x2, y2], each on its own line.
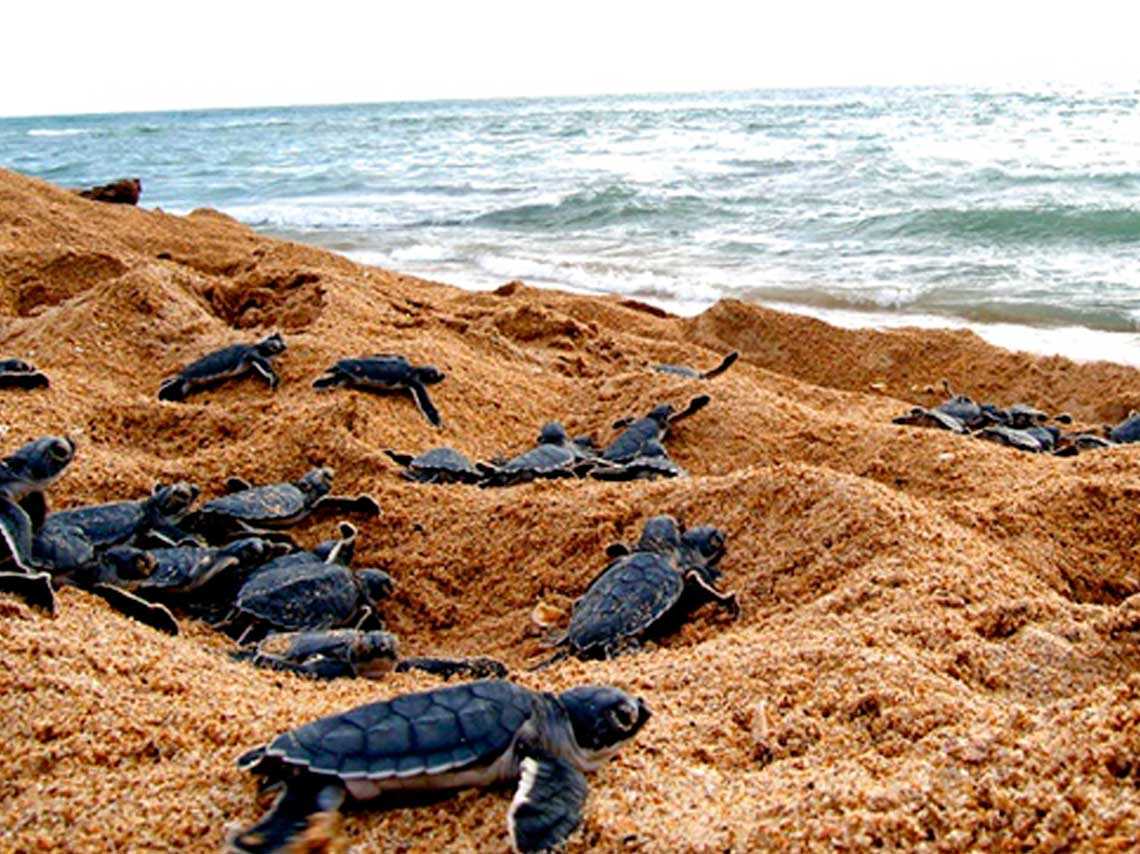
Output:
[636, 515, 681, 554]
[298, 467, 335, 498]
[102, 546, 157, 586]
[350, 630, 400, 677]
[558, 685, 650, 766]
[151, 481, 199, 517]
[357, 569, 395, 605]
[255, 333, 286, 357]
[1, 436, 76, 496]
[416, 365, 445, 385]
[537, 422, 569, 445]
[222, 537, 279, 567]
[681, 525, 727, 573]
[647, 404, 675, 424]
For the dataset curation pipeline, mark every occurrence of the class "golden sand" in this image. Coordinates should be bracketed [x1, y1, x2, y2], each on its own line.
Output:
[1, 169, 1138, 852]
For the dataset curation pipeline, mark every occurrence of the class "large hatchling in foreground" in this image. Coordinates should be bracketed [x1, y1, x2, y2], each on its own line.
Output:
[226, 679, 649, 854]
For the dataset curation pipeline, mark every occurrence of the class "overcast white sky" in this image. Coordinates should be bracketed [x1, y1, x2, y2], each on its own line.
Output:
[3, 1, 1139, 117]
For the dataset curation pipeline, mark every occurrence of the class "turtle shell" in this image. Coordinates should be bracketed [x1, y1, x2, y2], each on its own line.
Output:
[332, 356, 415, 388]
[934, 395, 982, 424]
[138, 546, 225, 592]
[256, 679, 536, 783]
[413, 447, 480, 476]
[178, 344, 255, 382]
[1110, 413, 1140, 444]
[503, 444, 576, 475]
[566, 551, 683, 656]
[236, 557, 362, 630]
[44, 502, 149, 547]
[198, 483, 310, 525]
[602, 419, 662, 463]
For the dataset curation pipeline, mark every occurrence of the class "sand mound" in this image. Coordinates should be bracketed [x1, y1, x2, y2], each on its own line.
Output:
[1, 169, 1138, 852]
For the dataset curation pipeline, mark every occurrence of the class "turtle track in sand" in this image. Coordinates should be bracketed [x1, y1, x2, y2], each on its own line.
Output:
[1, 168, 1139, 852]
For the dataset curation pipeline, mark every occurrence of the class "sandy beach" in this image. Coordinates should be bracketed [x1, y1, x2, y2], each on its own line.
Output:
[1, 168, 1139, 852]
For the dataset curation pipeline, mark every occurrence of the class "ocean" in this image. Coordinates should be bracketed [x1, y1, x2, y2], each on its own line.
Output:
[4, 85, 1140, 362]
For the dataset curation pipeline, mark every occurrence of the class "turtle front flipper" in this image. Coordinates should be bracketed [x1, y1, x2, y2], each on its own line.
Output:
[157, 377, 188, 402]
[311, 494, 382, 517]
[226, 778, 346, 854]
[247, 356, 281, 390]
[224, 476, 254, 494]
[0, 497, 42, 571]
[668, 394, 711, 424]
[0, 571, 56, 613]
[382, 449, 416, 467]
[701, 351, 738, 380]
[311, 368, 347, 391]
[91, 584, 180, 635]
[407, 381, 442, 428]
[507, 754, 588, 854]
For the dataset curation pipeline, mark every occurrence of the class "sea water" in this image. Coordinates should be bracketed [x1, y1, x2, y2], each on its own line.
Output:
[4, 85, 1140, 362]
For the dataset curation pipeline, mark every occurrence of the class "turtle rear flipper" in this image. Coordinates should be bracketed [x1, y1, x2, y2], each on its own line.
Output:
[226, 779, 345, 854]
[0, 571, 56, 613]
[408, 381, 442, 428]
[700, 351, 738, 380]
[91, 584, 179, 635]
[507, 754, 588, 854]
[0, 497, 41, 571]
[311, 370, 346, 391]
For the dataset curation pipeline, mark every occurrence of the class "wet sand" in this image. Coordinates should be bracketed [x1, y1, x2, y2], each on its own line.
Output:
[1, 169, 1138, 852]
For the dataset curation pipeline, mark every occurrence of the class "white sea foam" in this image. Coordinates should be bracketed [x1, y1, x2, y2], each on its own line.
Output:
[27, 128, 89, 137]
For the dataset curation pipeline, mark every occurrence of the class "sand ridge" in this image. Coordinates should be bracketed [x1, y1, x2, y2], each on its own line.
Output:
[1, 169, 1139, 852]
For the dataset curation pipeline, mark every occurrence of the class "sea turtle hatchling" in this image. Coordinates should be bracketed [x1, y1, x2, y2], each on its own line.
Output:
[158, 333, 286, 402]
[0, 358, 50, 390]
[136, 537, 282, 598]
[1109, 411, 1140, 444]
[654, 351, 738, 380]
[0, 436, 76, 572]
[588, 439, 687, 481]
[226, 522, 394, 642]
[479, 422, 600, 487]
[383, 447, 483, 484]
[313, 355, 446, 427]
[602, 395, 710, 464]
[42, 482, 200, 549]
[225, 679, 650, 854]
[535, 515, 737, 667]
[185, 468, 379, 543]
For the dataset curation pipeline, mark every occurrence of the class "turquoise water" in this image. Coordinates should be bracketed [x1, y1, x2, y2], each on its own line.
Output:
[4, 85, 1140, 351]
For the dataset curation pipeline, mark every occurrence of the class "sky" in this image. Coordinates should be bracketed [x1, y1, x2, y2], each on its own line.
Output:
[3, 1, 1140, 117]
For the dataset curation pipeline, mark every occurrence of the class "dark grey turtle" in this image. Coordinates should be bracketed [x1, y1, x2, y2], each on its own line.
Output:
[185, 468, 379, 543]
[479, 422, 599, 487]
[654, 351, 738, 380]
[42, 481, 200, 550]
[226, 679, 649, 854]
[136, 537, 281, 597]
[602, 395, 710, 464]
[892, 406, 968, 434]
[383, 447, 483, 484]
[0, 436, 76, 572]
[589, 440, 687, 481]
[228, 522, 394, 642]
[313, 355, 445, 427]
[536, 515, 737, 667]
[1109, 411, 1140, 444]
[1005, 403, 1049, 430]
[234, 629, 401, 680]
[978, 425, 1044, 453]
[1025, 425, 1061, 453]
[0, 358, 50, 390]
[158, 333, 286, 402]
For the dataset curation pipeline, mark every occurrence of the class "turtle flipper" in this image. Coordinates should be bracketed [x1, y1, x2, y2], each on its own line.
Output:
[700, 351, 738, 380]
[18, 491, 48, 529]
[383, 448, 416, 467]
[407, 381, 442, 428]
[224, 476, 254, 494]
[91, 584, 180, 635]
[0, 571, 56, 613]
[312, 494, 382, 517]
[507, 754, 588, 854]
[157, 377, 187, 402]
[247, 356, 281, 390]
[668, 394, 711, 424]
[311, 369, 346, 391]
[0, 497, 41, 571]
[226, 779, 345, 854]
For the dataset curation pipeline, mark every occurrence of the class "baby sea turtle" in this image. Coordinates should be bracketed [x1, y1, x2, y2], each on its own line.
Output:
[158, 333, 286, 402]
[537, 515, 737, 667]
[0, 436, 76, 572]
[602, 395, 710, 463]
[0, 358, 50, 390]
[234, 629, 401, 680]
[479, 423, 598, 487]
[1109, 411, 1140, 444]
[227, 522, 394, 642]
[226, 679, 650, 854]
[42, 482, 200, 549]
[136, 537, 282, 598]
[383, 447, 483, 484]
[589, 440, 686, 481]
[978, 425, 1044, 453]
[654, 351, 738, 380]
[186, 468, 379, 543]
[313, 355, 445, 427]
[891, 407, 968, 434]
